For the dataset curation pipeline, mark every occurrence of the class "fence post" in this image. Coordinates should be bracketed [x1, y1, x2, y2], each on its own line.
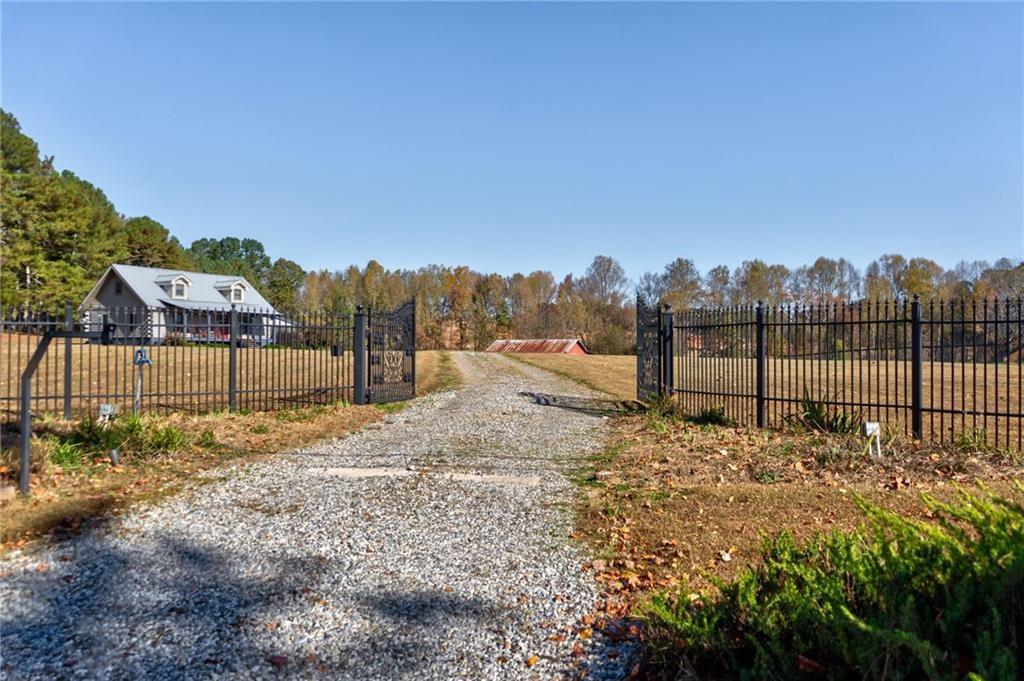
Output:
[228, 304, 238, 412]
[660, 304, 674, 397]
[911, 295, 923, 439]
[63, 303, 73, 420]
[354, 305, 367, 405]
[756, 301, 767, 428]
[20, 334, 53, 496]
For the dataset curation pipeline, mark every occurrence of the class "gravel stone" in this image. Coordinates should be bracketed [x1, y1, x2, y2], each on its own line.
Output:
[0, 352, 635, 679]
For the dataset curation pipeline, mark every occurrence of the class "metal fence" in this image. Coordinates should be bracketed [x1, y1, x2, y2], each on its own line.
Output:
[1, 304, 358, 423]
[638, 297, 1024, 451]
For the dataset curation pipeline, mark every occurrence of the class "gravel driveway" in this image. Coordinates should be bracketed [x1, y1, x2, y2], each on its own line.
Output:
[0, 352, 634, 679]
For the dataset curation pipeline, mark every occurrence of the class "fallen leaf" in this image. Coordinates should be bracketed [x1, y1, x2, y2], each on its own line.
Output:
[797, 654, 827, 673]
[526, 655, 539, 667]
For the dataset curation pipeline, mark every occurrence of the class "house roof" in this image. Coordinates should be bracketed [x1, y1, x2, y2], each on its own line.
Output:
[485, 338, 590, 354]
[83, 264, 277, 312]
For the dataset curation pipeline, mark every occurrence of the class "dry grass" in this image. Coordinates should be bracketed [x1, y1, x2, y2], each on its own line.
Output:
[0, 333, 357, 419]
[573, 413, 1024, 614]
[507, 352, 1023, 450]
[0, 350, 458, 549]
[505, 353, 636, 401]
[415, 350, 460, 395]
[1, 333, 454, 421]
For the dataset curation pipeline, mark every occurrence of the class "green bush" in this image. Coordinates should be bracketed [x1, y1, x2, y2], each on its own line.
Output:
[147, 425, 188, 453]
[688, 405, 732, 426]
[957, 428, 990, 452]
[789, 389, 862, 434]
[49, 440, 84, 470]
[641, 485, 1024, 680]
[66, 415, 190, 462]
[196, 428, 218, 448]
[645, 394, 682, 419]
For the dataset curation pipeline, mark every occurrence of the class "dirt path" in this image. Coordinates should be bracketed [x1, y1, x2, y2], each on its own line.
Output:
[0, 352, 633, 680]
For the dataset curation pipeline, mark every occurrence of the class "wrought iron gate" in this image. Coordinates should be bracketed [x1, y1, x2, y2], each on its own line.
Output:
[636, 297, 662, 401]
[366, 300, 415, 403]
[636, 297, 674, 402]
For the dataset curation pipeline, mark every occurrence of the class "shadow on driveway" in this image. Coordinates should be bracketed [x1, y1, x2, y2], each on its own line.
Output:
[519, 392, 642, 416]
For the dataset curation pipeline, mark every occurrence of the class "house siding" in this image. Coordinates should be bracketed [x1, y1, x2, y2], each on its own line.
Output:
[94, 273, 146, 309]
[87, 273, 168, 341]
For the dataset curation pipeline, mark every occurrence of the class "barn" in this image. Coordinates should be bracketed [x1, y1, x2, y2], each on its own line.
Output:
[485, 339, 590, 355]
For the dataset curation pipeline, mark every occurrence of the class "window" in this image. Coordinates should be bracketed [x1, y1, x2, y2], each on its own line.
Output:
[172, 281, 187, 299]
[115, 281, 123, 295]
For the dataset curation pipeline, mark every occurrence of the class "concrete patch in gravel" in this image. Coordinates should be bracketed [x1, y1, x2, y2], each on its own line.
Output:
[313, 466, 417, 478]
[445, 472, 542, 486]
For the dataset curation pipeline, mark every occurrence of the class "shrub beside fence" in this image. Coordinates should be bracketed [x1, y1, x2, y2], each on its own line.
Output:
[638, 297, 1023, 451]
[1, 304, 356, 424]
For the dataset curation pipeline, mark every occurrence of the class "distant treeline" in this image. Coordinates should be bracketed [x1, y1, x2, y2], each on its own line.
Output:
[2, 109, 1021, 353]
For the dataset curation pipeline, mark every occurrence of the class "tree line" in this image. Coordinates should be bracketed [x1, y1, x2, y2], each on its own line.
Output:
[2, 109, 1021, 354]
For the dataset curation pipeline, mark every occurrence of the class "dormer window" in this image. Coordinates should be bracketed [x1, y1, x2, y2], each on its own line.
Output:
[216, 280, 247, 303]
[156, 273, 192, 300]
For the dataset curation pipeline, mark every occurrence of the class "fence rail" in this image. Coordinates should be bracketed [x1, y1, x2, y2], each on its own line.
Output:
[638, 297, 1023, 452]
[1, 304, 358, 423]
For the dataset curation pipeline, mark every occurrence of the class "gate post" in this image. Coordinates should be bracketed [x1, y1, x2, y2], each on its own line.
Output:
[354, 306, 367, 405]
[63, 303, 73, 420]
[756, 301, 767, 428]
[410, 298, 416, 398]
[636, 297, 644, 401]
[228, 305, 238, 411]
[911, 295, 923, 439]
[660, 304, 674, 397]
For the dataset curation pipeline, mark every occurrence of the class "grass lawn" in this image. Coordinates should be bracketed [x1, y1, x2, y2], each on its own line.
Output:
[505, 353, 637, 401]
[507, 352, 1023, 450]
[0, 350, 459, 549]
[2, 335, 458, 422]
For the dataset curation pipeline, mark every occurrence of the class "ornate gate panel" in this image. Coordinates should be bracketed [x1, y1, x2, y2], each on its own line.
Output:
[636, 297, 662, 401]
[368, 300, 415, 404]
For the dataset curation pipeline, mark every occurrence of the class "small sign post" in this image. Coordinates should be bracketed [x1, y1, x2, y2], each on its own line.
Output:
[863, 421, 882, 458]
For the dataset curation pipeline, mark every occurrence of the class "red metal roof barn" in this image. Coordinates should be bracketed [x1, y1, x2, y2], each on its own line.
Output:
[485, 339, 590, 355]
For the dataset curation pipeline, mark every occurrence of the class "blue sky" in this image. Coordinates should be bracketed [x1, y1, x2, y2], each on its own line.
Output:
[2, 2, 1021, 281]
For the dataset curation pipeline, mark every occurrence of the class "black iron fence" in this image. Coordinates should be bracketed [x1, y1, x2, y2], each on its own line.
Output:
[637, 297, 1024, 451]
[1, 302, 415, 425]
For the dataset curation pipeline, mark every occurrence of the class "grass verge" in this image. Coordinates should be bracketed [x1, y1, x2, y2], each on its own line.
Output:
[0, 403, 382, 549]
[0, 349, 460, 549]
[416, 350, 461, 395]
[571, 409, 1024, 676]
[504, 353, 635, 400]
[641, 484, 1024, 679]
